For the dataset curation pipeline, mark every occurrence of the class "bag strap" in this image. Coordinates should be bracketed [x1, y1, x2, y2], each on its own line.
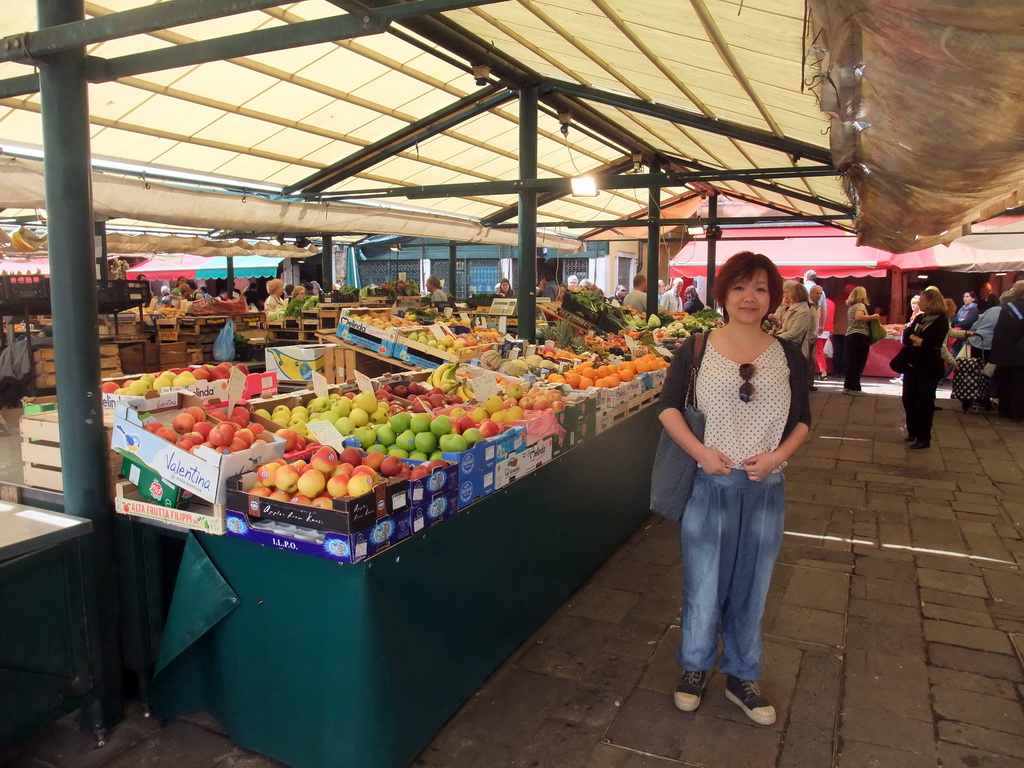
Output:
[685, 331, 707, 409]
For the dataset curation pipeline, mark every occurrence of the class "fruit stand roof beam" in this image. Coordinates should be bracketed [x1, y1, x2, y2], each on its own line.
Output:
[286, 87, 517, 195]
[0, 0, 505, 95]
[317, 166, 838, 200]
[480, 159, 636, 226]
[545, 82, 833, 166]
[492, 214, 854, 230]
[0, 0, 301, 63]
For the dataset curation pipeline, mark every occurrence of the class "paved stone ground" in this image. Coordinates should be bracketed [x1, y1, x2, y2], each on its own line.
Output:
[4, 379, 1024, 768]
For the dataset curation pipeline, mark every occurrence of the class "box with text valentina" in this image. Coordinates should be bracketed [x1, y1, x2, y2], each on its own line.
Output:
[109, 398, 286, 504]
[114, 480, 225, 535]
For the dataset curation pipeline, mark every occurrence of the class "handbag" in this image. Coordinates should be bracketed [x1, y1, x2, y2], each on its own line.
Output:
[649, 332, 706, 521]
[868, 318, 887, 345]
[889, 345, 912, 374]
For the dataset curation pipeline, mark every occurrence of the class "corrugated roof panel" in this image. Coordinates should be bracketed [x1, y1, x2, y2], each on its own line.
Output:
[301, 101, 393, 138]
[238, 81, 336, 122]
[156, 61, 280, 105]
[207, 154, 293, 182]
[344, 114, 418, 144]
[292, 50, 395, 93]
[249, 127, 334, 160]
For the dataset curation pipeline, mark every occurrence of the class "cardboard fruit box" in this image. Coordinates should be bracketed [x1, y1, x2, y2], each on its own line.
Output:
[226, 471, 408, 535]
[402, 458, 459, 528]
[109, 396, 286, 504]
[114, 480, 225, 535]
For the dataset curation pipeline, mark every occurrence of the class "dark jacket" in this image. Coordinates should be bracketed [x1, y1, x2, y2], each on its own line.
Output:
[953, 302, 980, 331]
[682, 298, 705, 314]
[655, 331, 812, 442]
[901, 313, 949, 379]
[990, 300, 1024, 367]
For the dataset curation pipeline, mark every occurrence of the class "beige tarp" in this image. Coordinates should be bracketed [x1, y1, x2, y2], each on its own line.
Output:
[0, 157, 583, 253]
[808, 0, 1024, 253]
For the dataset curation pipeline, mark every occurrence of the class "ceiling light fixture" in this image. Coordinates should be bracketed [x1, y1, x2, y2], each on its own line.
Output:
[916, 274, 929, 279]
[570, 176, 598, 197]
[472, 65, 491, 87]
[558, 112, 571, 138]
[686, 226, 704, 236]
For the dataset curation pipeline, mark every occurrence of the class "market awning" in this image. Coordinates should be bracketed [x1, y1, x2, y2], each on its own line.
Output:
[0, 257, 48, 275]
[127, 254, 206, 279]
[196, 256, 282, 280]
[670, 235, 887, 280]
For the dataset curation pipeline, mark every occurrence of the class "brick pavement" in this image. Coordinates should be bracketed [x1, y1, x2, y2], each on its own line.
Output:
[3, 381, 1024, 768]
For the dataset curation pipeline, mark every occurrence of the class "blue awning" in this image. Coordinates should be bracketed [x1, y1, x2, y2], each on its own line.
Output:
[195, 256, 282, 279]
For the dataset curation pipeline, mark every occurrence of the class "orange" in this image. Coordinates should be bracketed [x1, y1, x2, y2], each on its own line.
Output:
[547, 373, 566, 384]
[618, 368, 634, 382]
[579, 376, 594, 389]
[605, 373, 621, 387]
[564, 372, 581, 389]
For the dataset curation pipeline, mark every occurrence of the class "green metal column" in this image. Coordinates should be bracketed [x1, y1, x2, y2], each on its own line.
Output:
[706, 191, 719, 305]
[36, 0, 122, 733]
[516, 85, 537, 342]
[226, 257, 235, 298]
[646, 158, 661, 317]
[321, 234, 333, 288]
[448, 241, 457, 300]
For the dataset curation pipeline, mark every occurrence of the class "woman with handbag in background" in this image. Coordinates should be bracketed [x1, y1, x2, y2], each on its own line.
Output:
[900, 286, 950, 448]
[843, 286, 880, 395]
[655, 251, 811, 726]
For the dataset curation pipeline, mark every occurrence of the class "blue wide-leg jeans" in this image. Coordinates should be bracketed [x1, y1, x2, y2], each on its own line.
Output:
[677, 468, 785, 680]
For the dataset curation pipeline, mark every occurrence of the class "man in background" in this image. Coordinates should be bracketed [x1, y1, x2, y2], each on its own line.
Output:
[659, 277, 684, 312]
[623, 274, 647, 313]
[538, 270, 559, 300]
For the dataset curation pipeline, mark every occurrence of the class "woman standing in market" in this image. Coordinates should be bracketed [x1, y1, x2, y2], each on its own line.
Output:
[495, 277, 515, 298]
[899, 286, 950, 448]
[842, 286, 880, 396]
[989, 281, 1024, 421]
[775, 281, 818, 391]
[951, 290, 980, 358]
[656, 250, 810, 726]
[809, 285, 831, 381]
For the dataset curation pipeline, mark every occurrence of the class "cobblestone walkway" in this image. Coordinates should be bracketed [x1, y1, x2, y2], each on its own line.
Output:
[4, 381, 1023, 767]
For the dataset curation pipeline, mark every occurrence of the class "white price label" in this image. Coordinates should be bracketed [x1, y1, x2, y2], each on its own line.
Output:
[305, 420, 348, 451]
[624, 335, 638, 354]
[437, 320, 454, 337]
[473, 372, 500, 402]
[459, 312, 471, 325]
[443, 306, 454, 319]
[498, 316, 507, 334]
[509, 346, 520, 360]
[227, 366, 246, 412]
[355, 370, 374, 393]
[311, 371, 330, 399]
[655, 345, 672, 357]
[429, 324, 446, 341]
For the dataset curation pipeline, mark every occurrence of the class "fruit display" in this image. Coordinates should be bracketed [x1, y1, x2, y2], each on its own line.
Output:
[101, 361, 250, 395]
[546, 354, 668, 390]
[138, 401, 275, 455]
[425, 363, 474, 400]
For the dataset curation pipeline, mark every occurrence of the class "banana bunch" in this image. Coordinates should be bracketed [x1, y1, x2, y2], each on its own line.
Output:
[427, 363, 474, 401]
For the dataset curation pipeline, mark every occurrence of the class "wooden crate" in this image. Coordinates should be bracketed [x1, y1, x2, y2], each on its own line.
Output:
[20, 409, 121, 493]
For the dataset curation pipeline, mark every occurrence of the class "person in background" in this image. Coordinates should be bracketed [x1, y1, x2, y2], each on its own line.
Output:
[843, 286, 880, 396]
[623, 274, 648, 313]
[566, 275, 579, 291]
[538, 270, 559, 300]
[682, 285, 705, 314]
[809, 285, 830, 381]
[495, 277, 515, 298]
[158, 286, 174, 307]
[989, 280, 1024, 421]
[290, 284, 307, 300]
[660, 277, 684, 312]
[775, 281, 818, 391]
[196, 283, 212, 299]
[803, 270, 827, 312]
[949, 299, 1001, 413]
[170, 275, 189, 297]
[425, 274, 447, 304]
[658, 279, 666, 296]
[614, 284, 628, 303]
[831, 284, 855, 380]
[979, 282, 1000, 311]
[264, 279, 287, 312]
[284, 283, 295, 297]
[899, 286, 950, 448]
[656, 250, 810, 727]
[890, 294, 921, 384]
[310, 281, 322, 296]
[951, 290, 980, 358]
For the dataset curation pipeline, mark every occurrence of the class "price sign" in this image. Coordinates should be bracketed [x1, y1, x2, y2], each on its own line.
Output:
[655, 345, 673, 357]
[311, 371, 330, 400]
[437, 320, 454, 337]
[227, 366, 246, 412]
[429, 324, 446, 341]
[443, 306, 454, 319]
[624, 335, 638, 354]
[305, 420, 347, 451]
[354, 370, 374, 393]
[508, 346, 520, 360]
[459, 312, 471, 325]
[473, 372, 500, 402]
[398, 271, 407, 281]
[498, 316, 507, 334]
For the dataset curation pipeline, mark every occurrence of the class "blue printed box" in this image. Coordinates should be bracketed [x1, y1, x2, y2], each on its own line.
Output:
[402, 459, 458, 527]
[393, 343, 439, 369]
[336, 322, 396, 356]
[225, 509, 398, 564]
[444, 427, 525, 509]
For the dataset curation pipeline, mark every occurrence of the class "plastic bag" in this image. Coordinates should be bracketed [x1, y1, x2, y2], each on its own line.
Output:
[823, 337, 834, 358]
[213, 320, 236, 362]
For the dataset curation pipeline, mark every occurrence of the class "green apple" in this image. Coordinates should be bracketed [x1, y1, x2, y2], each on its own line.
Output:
[414, 431, 437, 454]
[331, 399, 351, 418]
[367, 444, 388, 455]
[409, 451, 429, 461]
[429, 415, 452, 437]
[354, 426, 376, 448]
[429, 451, 444, 461]
[308, 396, 331, 413]
[396, 429, 417, 452]
[335, 417, 354, 435]
[349, 407, 369, 427]
[390, 412, 411, 434]
[254, 408, 272, 420]
[387, 447, 409, 458]
[439, 433, 468, 453]
[409, 413, 432, 433]
[375, 425, 397, 446]
[462, 428, 483, 446]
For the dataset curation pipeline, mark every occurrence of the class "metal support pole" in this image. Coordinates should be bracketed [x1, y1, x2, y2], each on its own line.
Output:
[448, 241, 457, 300]
[517, 85, 537, 342]
[320, 234, 333, 289]
[646, 158, 660, 318]
[706, 191, 719, 306]
[37, 0, 121, 734]
[94, 219, 107, 280]
[226, 256, 235, 298]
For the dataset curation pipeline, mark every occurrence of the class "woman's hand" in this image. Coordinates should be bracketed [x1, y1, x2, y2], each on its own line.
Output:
[742, 453, 776, 482]
[700, 447, 735, 476]
[909, 334, 923, 347]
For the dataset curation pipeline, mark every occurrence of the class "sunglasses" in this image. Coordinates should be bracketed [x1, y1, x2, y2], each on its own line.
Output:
[739, 363, 755, 403]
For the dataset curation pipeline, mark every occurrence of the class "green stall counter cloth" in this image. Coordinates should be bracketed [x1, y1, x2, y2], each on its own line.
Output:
[153, 533, 240, 678]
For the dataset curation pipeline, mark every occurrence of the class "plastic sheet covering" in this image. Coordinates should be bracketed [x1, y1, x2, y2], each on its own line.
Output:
[808, 1, 1024, 253]
[0, 157, 583, 254]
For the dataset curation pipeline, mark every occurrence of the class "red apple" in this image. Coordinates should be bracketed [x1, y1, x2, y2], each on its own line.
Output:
[379, 456, 404, 477]
[172, 412, 196, 433]
[326, 474, 350, 498]
[455, 415, 476, 434]
[144, 422, 163, 434]
[409, 466, 430, 481]
[310, 446, 340, 474]
[361, 451, 385, 472]
[234, 428, 255, 447]
[426, 459, 448, 472]
[352, 465, 377, 479]
[235, 363, 249, 375]
[334, 462, 355, 477]
[269, 490, 292, 502]
[155, 426, 177, 443]
[275, 429, 299, 452]
[274, 464, 300, 493]
[209, 424, 235, 447]
[257, 461, 283, 486]
[249, 487, 272, 498]
[339, 447, 364, 466]
[311, 495, 334, 509]
[479, 419, 500, 438]
[296, 468, 326, 498]
[193, 421, 213, 439]
[347, 473, 375, 497]
[289, 494, 312, 506]
[228, 438, 248, 452]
